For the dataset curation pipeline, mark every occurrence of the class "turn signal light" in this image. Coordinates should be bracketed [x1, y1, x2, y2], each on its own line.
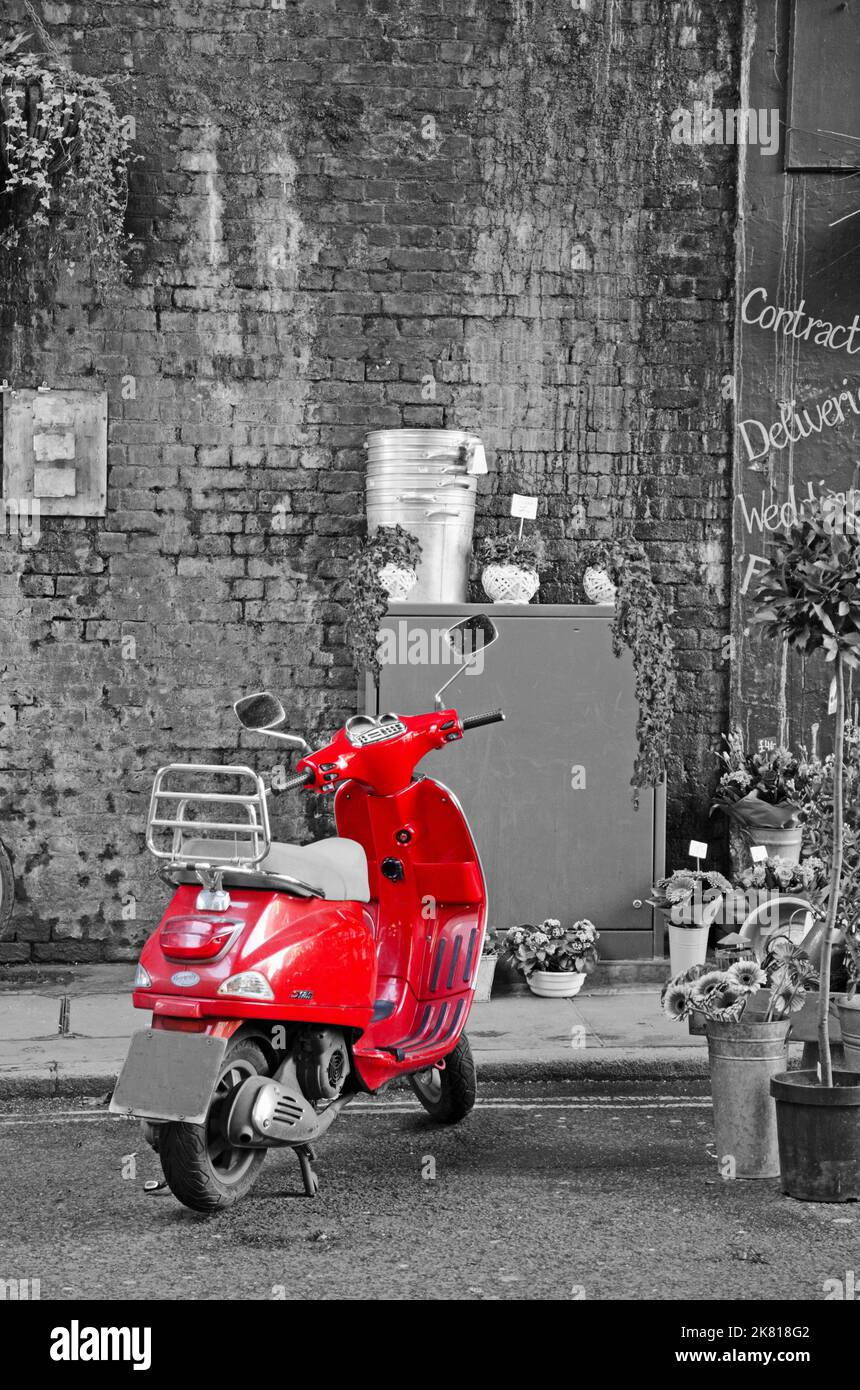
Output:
[217, 971, 274, 1000]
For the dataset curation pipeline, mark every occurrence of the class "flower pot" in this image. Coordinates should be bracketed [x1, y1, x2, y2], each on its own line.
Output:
[836, 997, 860, 1073]
[481, 564, 540, 604]
[583, 566, 617, 604]
[705, 1018, 790, 1178]
[750, 825, 803, 866]
[378, 563, 417, 602]
[771, 1070, 860, 1202]
[527, 970, 586, 998]
[668, 921, 711, 977]
[474, 954, 497, 1003]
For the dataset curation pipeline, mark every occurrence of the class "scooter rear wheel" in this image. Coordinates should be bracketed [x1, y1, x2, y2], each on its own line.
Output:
[409, 1033, 476, 1124]
[158, 1039, 268, 1212]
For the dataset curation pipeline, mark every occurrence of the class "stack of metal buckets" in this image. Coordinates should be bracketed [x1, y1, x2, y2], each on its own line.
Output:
[364, 428, 484, 602]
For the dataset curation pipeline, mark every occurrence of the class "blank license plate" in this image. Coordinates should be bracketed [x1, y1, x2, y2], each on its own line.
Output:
[110, 1029, 228, 1124]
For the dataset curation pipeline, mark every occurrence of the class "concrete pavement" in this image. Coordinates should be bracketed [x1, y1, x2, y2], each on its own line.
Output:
[0, 961, 716, 1098]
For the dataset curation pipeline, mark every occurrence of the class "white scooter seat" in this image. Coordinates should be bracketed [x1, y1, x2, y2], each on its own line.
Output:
[178, 836, 370, 902]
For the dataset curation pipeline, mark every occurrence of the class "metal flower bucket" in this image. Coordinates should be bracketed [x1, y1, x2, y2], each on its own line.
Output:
[706, 1017, 790, 1179]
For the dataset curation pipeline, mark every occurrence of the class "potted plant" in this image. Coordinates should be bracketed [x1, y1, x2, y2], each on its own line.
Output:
[662, 934, 815, 1178]
[476, 531, 545, 604]
[649, 869, 733, 976]
[710, 730, 810, 863]
[755, 497, 860, 1200]
[345, 525, 421, 688]
[503, 917, 599, 998]
[0, 33, 138, 294]
[579, 537, 676, 804]
[473, 926, 498, 1003]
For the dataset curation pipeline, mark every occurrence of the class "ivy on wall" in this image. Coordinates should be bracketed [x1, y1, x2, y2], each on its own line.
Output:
[0, 35, 137, 295]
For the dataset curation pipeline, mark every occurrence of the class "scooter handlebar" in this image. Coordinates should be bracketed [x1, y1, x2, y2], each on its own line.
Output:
[271, 767, 315, 794]
[460, 709, 505, 732]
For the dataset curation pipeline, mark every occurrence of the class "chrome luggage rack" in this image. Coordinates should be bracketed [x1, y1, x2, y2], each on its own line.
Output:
[146, 763, 321, 902]
[146, 763, 272, 868]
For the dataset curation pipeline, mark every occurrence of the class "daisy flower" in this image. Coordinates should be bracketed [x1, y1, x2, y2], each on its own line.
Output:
[662, 982, 695, 1021]
[727, 959, 767, 991]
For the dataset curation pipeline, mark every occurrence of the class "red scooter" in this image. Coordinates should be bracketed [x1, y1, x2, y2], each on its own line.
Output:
[111, 615, 504, 1211]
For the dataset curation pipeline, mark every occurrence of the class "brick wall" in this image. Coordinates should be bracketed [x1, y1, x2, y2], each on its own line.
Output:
[0, 0, 739, 960]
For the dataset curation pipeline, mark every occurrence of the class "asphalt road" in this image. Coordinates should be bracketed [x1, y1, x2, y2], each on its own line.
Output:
[0, 1081, 856, 1302]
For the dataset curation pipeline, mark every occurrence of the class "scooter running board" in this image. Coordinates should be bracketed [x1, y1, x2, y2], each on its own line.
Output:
[389, 998, 464, 1062]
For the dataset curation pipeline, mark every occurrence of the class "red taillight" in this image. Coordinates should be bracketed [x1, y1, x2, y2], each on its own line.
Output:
[159, 915, 242, 961]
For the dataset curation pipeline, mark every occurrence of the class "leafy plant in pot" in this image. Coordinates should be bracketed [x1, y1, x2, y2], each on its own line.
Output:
[476, 530, 545, 604]
[754, 497, 860, 1200]
[503, 917, 599, 998]
[345, 525, 421, 690]
[474, 926, 498, 1003]
[662, 936, 815, 1178]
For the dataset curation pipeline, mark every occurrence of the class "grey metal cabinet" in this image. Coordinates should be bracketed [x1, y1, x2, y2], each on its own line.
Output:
[370, 604, 665, 960]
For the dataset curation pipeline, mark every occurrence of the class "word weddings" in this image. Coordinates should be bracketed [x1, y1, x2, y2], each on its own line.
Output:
[738, 481, 860, 537]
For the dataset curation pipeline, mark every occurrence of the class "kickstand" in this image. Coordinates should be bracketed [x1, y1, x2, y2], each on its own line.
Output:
[295, 1143, 319, 1197]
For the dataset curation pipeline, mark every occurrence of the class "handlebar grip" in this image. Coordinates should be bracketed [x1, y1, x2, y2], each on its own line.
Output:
[461, 709, 505, 732]
[273, 768, 315, 793]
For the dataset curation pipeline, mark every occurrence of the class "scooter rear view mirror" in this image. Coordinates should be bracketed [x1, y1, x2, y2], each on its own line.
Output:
[234, 691, 287, 732]
[234, 692, 311, 755]
[443, 613, 499, 660]
[434, 614, 499, 709]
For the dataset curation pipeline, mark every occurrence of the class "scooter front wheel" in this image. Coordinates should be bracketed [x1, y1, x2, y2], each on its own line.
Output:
[409, 1033, 476, 1124]
[158, 1039, 268, 1212]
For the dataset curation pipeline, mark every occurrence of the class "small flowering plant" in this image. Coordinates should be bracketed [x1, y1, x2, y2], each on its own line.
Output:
[661, 934, 817, 1025]
[504, 918, 599, 978]
[649, 869, 733, 927]
[735, 855, 827, 898]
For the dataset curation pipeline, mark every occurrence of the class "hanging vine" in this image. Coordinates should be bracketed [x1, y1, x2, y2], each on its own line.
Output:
[0, 34, 138, 295]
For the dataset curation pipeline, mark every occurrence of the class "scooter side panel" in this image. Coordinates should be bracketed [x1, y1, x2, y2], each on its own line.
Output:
[335, 779, 486, 1089]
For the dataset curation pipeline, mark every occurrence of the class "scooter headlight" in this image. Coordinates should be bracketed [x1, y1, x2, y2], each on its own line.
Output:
[134, 962, 152, 989]
[217, 971, 274, 1000]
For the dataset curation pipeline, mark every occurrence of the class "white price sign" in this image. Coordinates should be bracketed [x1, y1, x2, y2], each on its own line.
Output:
[688, 839, 708, 861]
[510, 493, 538, 520]
[750, 844, 769, 863]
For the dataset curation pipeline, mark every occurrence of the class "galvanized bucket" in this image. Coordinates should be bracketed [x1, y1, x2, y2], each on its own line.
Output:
[365, 429, 482, 603]
[706, 1018, 790, 1179]
[837, 997, 860, 1073]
